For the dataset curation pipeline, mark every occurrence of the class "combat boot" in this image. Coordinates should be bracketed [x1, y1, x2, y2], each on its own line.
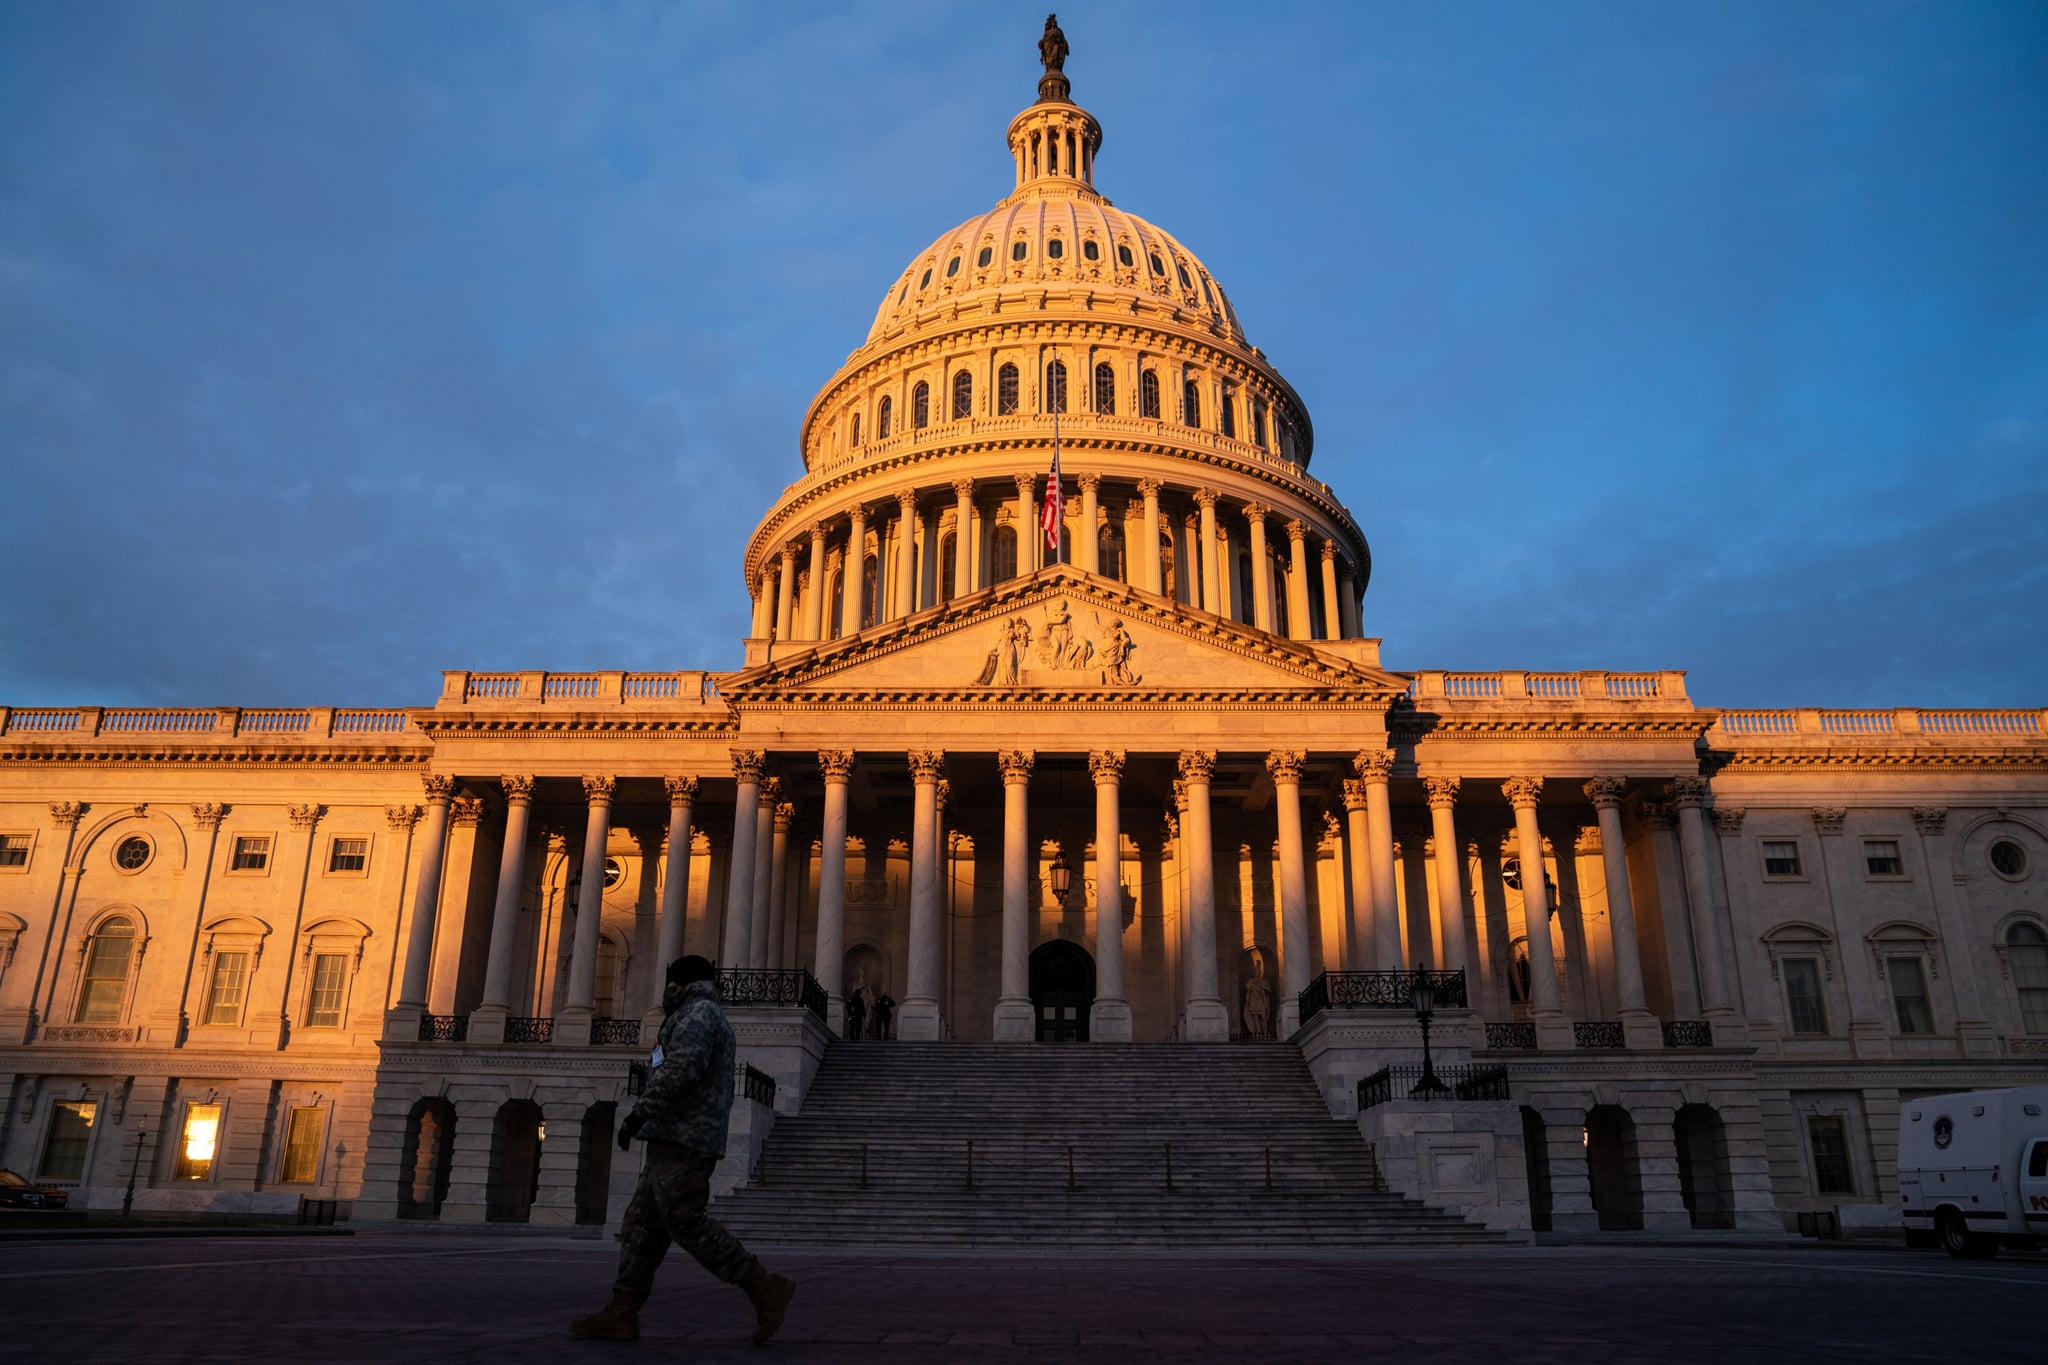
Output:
[738, 1260, 796, 1345]
[569, 1289, 645, 1341]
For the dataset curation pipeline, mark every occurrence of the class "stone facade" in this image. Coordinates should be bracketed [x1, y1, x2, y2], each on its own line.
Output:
[2, 33, 2045, 1238]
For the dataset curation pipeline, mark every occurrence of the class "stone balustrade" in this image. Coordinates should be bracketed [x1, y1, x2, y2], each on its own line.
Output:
[1407, 670, 1688, 704]
[0, 705, 414, 738]
[1712, 707, 2046, 742]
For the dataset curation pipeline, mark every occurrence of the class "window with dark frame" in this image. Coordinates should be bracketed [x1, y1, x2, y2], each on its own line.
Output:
[1762, 840, 1801, 876]
[913, 381, 930, 430]
[1219, 384, 1237, 438]
[1182, 379, 1200, 427]
[1140, 370, 1160, 418]
[878, 396, 893, 440]
[2009, 923, 2048, 1033]
[1864, 839, 1903, 875]
[231, 836, 270, 871]
[76, 918, 135, 1022]
[952, 370, 972, 419]
[280, 1107, 325, 1184]
[1783, 958, 1827, 1034]
[307, 953, 348, 1028]
[997, 364, 1019, 415]
[37, 1101, 96, 1182]
[1888, 957, 1934, 1034]
[1093, 362, 1114, 415]
[0, 834, 28, 867]
[328, 838, 367, 873]
[1045, 361, 1067, 414]
[175, 1103, 222, 1181]
[205, 950, 249, 1026]
[1808, 1115, 1854, 1194]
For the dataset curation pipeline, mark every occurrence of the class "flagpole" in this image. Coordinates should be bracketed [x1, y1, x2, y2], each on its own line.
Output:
[1052, 346, 1061, 566]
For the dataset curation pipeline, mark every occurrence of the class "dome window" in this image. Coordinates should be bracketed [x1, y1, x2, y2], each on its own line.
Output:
[1182, 379, 1201, 428]
[946, 255, 961, 278]
[919, 268, 932, 289]
[1047, 238, 1064, 259]
[1219, 383, 1237, 438]
[1118, 244, 1134, 267]
[897, 281, 909, 305]
[1045, 360, 1068, 414]
[1082, 239, 1100, 261]
[1140, 370, 1161, 419]
[997, 363, 1020, 416]
[952, 370, 973, 420]
[851, 413, 862, 447]
[1148, 252, 1165, 275]
[1093, 362, 1115, 416]
[1176, 263, 1193, 290]
[912, 381, 930, 431]
[1012, 241, 1028, 262]
[878, 397, 893, 440]
[1201, 277, 1216, 308]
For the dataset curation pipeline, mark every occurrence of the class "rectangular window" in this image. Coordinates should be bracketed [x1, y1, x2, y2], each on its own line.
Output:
[280, 1107, 325, 1184]
[231, 836, 271, 871]
[1863, 839, 1903, 876]
[205, 951, 249, 1026]
[0, 833, 29, 867]
[1762, 840, 1801, 876]
[1808, 1115, 1854, 1194]
[1783, 958, 1828, 1035]
[1218, 384, 1237, 438]
[175, 1102, 223, 1181]
[1888, 957, 1933, 1034]
[37, 1101, 97, 1182]
[307, 953, 347, 1028]
[328, 838, 368, 873]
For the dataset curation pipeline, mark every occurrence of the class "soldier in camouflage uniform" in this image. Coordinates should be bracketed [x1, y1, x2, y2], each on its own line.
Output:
[570, 955, 797, 1345]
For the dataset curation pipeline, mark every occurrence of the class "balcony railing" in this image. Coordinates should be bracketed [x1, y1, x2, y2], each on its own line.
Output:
[1298, 969, 1467, 1025]
[718, 968, 828, 1023]
[1662, 1020, 1713, 1048]
[1484, 1022, 1536, 1050]
[1358, 1065, 1512, 1113]
[505, 1016, 554, 1044]
[1573, 1021, 1626, 1049]
[741, 1064, 777, 1108]
[590, 1017, 642, 1046]
[418, 1013, 469, 1043]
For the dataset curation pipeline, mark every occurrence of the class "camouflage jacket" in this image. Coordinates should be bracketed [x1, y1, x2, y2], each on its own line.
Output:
[630, 981, 735, 1157]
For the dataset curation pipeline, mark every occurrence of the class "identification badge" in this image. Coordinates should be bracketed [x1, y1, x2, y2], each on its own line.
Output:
[650, 1045, 664, 1069]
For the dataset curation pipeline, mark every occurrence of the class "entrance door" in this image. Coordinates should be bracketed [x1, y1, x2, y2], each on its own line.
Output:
[1030, 940, 1094, 1043]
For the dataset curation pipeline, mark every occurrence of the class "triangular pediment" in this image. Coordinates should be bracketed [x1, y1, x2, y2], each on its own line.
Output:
[723, 566, 1410, 703]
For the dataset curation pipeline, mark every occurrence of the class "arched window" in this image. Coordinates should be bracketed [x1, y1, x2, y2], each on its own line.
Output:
[938, 534, 958, 602]
[1099, 523, 1124, 581]
[1237, 554, 1255, 624]
[862, 554, 879, 628]
[2010, 923, 2048, 1033]
[1140, 370, 1160, 419]
[912, 381, 930, 430]
[1182, 379, 1201, 428]
[76, 916, 136, 1022]
[991, 526, 1018, 583]
[1251, 395, 1269, 447]
[952, 370, 972, 419]
[997, 364, 1019, 416]
[877, 396, 893, 440]
[1093, 362, 1115, 415]
[1219, 383, 1237, 438]
[851, 413, 861, 447]
[1045, 360, 1068, 414]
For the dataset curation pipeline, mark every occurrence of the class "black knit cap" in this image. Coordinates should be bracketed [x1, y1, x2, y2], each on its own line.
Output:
[667, 954, 717, 986]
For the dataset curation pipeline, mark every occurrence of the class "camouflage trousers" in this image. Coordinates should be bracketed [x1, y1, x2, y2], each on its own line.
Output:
[613, 1139, 756, 1299]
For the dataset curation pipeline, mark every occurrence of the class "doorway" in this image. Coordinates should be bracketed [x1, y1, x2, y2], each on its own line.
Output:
[1030, 940, 1094, 1042]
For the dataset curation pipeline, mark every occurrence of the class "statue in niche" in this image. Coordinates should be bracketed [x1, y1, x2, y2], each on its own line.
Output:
[1097, 615, 1138, 685]
[1039, 599, 1094, 671]
[1241, 948, 1273, 1039]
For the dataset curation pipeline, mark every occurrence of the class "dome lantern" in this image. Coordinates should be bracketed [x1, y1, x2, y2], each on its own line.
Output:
[1008, 14, 1102, 199]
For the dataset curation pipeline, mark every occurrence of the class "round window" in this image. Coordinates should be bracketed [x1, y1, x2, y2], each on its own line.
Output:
[1117, 244, 1134, 267]
[603, 856, 625, 891]
[977, 246, 993, 268]
[1011, 241, 1028, 262]
[946, 255, 960, 278]
[114, 836, 152, 871]
[918, 268, 931, 289]
[1082, 239, 1100, 261]
[1046, 238, 1064, 259]
[1989, 839, 2027, 879]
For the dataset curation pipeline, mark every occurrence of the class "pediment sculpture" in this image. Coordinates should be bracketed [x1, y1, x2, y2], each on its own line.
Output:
[974, 599, 1140, 686]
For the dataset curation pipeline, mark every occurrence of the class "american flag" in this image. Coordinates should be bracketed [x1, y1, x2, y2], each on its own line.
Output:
[1041, 444, 1063, 560]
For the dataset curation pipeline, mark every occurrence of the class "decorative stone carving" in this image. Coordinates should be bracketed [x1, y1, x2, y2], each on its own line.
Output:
[421, 774, 455, 801]
[1575, 825, 1602, 854]
[1320, 539, 1337, 564]
[1177, 750, 1216, 784]
[1812, 807, 1847, 835]
[1341, 778, 1369, 811]
[1098, 616, 1138, 685]
[1713, 807, 1746, 835]
[817, 752, 855, 782]
[976, 615, 1035, 685]
[1088, 750, 1126, 783]
[1583, 776, 1626, 810]
[448, 797, 484, 828]
[997, 750, 1035, 782]
[1913, 806, 1948, 834]
[1136, 477, 1162, 497]
[935, 779, 951, 813]
[1354, 749, 1395, 782]
[1171, 778, 1188, 813]
[1284, 519, 1307, 544]
[1424, 776, 1461, 810]
[731, 748, 766, 782]
[1668, 777, 1710, 810]
[191, 802, 227, 830]
[907, 750, 947, 782]
[48, 801, 85, 829]
[502, 775, 536, 803]
[1265, 750, 1305, 783]
[1501, 776, 1544, 809]
[759, 776, 785, 806]
[773, 802, 796, 832]
[287, 803, 323, 831]
[1192, 487, 1216, 510]
[581, 775, 616, 803]
[1637, 800, 1674, 829]
[1240, 946, 1274, 1040]
[1077, 471, 1101, 492]
[1038, 599, 1094, 671]
[385, 804, 423, 831]
[664, 775, 699, 803]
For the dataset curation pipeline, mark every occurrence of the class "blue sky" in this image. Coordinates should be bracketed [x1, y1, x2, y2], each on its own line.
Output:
[3, 0, 2043, 710]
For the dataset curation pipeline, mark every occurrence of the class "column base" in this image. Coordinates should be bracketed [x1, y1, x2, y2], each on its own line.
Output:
[1703, 1008, 1750, 1047]
[1959, 1018, 2001, 1057]
[1089, 999, 1132, 1042]
[1182, 999, 1230, 1043]
[992, 998, 1036, 1043]
[467, 1005, 509, 1046]
[1533, 1010, 1575, 1052]
[1620, 1009, 1663, 1051]
[896, 998, 943, 1041]
[380, 1006, 424, 1044]
[552, 1006, 594, 1045]
[1275, 999, 1302, 1040]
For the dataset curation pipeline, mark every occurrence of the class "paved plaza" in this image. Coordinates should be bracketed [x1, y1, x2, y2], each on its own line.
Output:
[1, 1231, 2042, 1364]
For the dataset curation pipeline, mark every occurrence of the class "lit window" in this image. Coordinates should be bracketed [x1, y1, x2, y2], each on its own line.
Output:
[1782, 958, 1827, 1034]
[1140, 370, 1160, 419]
[1762, 840, 1801, 876]
[997, 364, 1019, 415]
[281, 1107, 325, 1184]
[1093, 362, 1115, 415]
[1047, 237, 1064, 259]
[205, 950, 249, 1026]
[1011, 240, 1027, 262]
[38, 1101, 96, 1182]
[76, 918, 135, 1023]
[1887, 957, 1933, 1034]
[307, 953, 347, 1028]
[115, 836, 151, 871]
[977, 246, 992, 268]
[0, 834, 28, 867]
[878, 396, 893, 440]
[2006, 924, 2048, 1033]
[231, 836, 270, 872]
[912, 380, 930, 430]
[1864, 840, 1902, 876]
[328, 838, 367, 873]
[1045, 360, 1067, 414]
[602, 856, 625, 891]
[952, 370, 972, 419]
[176, 1102, 223, 1181]
[1808, 1115, 1854, 1194]
[1082, 239, 1099, 260]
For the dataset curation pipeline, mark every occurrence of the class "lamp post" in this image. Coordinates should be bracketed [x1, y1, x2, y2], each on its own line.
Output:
[1409, 962, 1450, 1098]
[1048, 847, 1071, 903]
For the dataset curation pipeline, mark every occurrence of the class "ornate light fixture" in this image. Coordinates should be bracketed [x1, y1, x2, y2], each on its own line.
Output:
[1409, 961, 1451, 1098]
[1048, 847, 1071, 899]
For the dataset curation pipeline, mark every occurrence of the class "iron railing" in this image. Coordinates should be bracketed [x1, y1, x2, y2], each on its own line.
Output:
[1358, 1064, 1512, 1112]
[505, 1016, 554, 1044]
[418, 1013, 468, 1042]
[1298, 969, 1468, 1025]
[718, 968, 828, 1022]
[741, 1063, 776, 1107]
[590, 1017, 641, 1046]
[1663, 1020, 1713, 1048]
[1574, 1020, 1626, 1049]
[1485, 1021, 1536, 1050]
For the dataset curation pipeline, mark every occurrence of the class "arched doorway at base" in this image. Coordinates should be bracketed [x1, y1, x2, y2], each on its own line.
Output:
[1030, 940, 1095, 1042]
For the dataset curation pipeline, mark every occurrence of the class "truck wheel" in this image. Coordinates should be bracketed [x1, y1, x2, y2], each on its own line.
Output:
[1937, 1210, 1995, 1260]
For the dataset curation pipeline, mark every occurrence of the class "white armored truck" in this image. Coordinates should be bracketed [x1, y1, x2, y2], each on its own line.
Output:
[1898, 1085, 2048, 1258]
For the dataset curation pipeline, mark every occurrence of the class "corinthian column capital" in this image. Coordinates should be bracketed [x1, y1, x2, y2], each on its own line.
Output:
[730, 748, 765, 782]
[1582, 776, 1627, 810]
[1341, 778, 1369, 812]
[1423, 776, 1461, 810]
[907, 749, 946, 782]
[1353, 749, 1395, 783]
[997, 749, 1035, 782]
[582, 775, 616, 803]
[1667, 777, 1710, 810]
[663, 775, 699, 804]
[1176, 749, 1216, 784]
[1501, 776, 1544, 810]
[501, 775, 536, 804]
[1264, 750, 1305, 784]
[421, 773, 455, 802]
[1088, 749, 1127, 783]
[818, 750, 856, 782]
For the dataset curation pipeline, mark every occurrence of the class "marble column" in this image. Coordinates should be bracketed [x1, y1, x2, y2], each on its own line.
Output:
[1013, 474, 1036, 576]
[721, 751, 763, 968]
[774, 544, 797, 640]
[951, 480, 974, 598]
[1503, 776, 1572, 1049]
[1913, 806, 1996, 1055]
[1356, 750, 1401, 972]
[814, 751, 853, 1035]
[765, 799, 794, 967]
[1089, 750, 1133, 1041]
[1424, 778, 1468, 975]
[471, 775, 535, 1041]
[1265, 750, 1310, 1037]
[645, 778, 695, 1008]
[1338, 563, 1362, 638]
[1245, 505, 1275, 632]
[993, 749, 1036, 1041]
[750, 569, 771, 638]
[1078, 474, 1100, 574]
[1341, 779, 1374, 971]
[898, 750, 947, 1040]
[1195, 490, 1220, 614]
[1319, 541, 1342, 641]
[1670, 777, 1740, 1021]
[842, 505, 867, 633]
[1584, 777, 1660, 1047]
[1284, 520, 1312, 642]
[558, 775, 615, 1037]
[747, 779, 779, 970]
[893, 492, 916, 619]
[802, 524, 829, 640]
[394, 774, 455, 1013]
[1137, 479, 1163, 594]
[1180, 750, 1228, 1041]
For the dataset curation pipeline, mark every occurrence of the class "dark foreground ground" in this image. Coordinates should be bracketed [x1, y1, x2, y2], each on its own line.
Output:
[2, 1231, 2041, 1364]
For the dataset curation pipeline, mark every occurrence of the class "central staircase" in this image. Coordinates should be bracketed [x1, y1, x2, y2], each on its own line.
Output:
[712, 1042, 1504, 1248]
